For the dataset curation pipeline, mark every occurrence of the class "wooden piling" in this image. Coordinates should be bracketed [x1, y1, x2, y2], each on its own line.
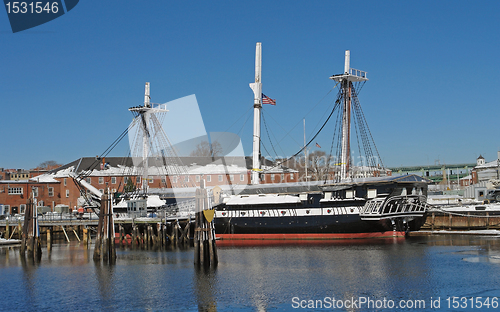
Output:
[147, 225, 153, 248]
[93, 189, 116, 263]
[21, 191, 41, 261]
[132, 225, 137, 248]
[47, 228, 52, 251]
[118, 225, 123, 247]
[5, 219, 9, 240]
[157, 223, 162, 247]
[83, 228, 88, 246]
[194, 182, 218, 268]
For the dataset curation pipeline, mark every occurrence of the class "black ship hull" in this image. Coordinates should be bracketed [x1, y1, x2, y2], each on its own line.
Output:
[213, 175, 429, 240]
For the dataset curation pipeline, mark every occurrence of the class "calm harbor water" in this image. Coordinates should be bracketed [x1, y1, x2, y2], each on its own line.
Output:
[1, 235, 500, 311]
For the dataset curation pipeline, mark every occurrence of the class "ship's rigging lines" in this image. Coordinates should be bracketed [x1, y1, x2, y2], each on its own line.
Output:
[260, 81, 384, 179]
[261, 93, 341, 172]
[128, 110, 194, 190]
[73, 103, 196, 209]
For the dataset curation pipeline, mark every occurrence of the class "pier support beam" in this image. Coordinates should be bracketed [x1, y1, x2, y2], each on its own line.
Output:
[20, 192, 41, 261]
[47, 228, 52, 251]
[194, 181, 218, 268]
[83, 227, 89, 247]
[93, 189, 116, 263]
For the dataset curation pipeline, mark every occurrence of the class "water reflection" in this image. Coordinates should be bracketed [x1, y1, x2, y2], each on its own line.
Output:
[21, 254, 39, 306]
[194, 267, 218, 312]
[0, 235, 500, 311]
[215, 237, 434, 311]
[94, 262, 116, 309]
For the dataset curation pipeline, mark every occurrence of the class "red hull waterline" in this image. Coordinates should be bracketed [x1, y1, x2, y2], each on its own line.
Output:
[216, 231, 406, 241]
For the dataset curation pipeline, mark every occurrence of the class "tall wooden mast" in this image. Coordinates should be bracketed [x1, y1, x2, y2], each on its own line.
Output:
[129, 82, 169, 193]
[330, 51, 368, 181]
[249, 42, 262, 185]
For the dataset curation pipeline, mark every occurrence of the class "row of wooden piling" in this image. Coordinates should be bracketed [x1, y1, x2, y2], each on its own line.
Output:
[2, 220, 196, 248]
[115, 220, 192, 249]
[3, 184, 218, 268]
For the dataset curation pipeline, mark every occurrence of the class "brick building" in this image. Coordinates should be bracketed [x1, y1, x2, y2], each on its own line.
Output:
[0, 156, 298, 214]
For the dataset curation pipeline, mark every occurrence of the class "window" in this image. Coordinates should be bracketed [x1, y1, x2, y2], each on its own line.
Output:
[99, 177, 104, 184]
[196, 175, 200, 182]
[38, 201, 44, 207]
[66, 190, 69, 198]
[20, 204, 26, 214]
[48, 187, 54, 197]
[64, 178, 67, 186]
[86, 177, 91, 184]
[112, 189, 116, 193]
[111, 177, 116, 184]
[271, 174, 275, 181]
[8, 187, 23, 195]
[172, 176, 177, 183]
[149, 177, 154, 184]
[207, 175, 211, 182]
[99, 189, 104, 194]
[240, 174, 245, 181]
[184, 176, 189, 182]
[161, 177, 166, 183]
[32, 187, 38, 197]
[4, 205, 10, 214]
[230, 175, 234, 181]
[281, 173, 284, 181]
[136, 176, 141, 183]
[290, 173, 294, 180]
[218, 175, 223, 182]
[124, 177, 128, 183]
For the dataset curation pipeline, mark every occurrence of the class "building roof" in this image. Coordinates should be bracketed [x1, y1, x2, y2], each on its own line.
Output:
[475, 158, 500, 169]
[43, 156, 297, 179]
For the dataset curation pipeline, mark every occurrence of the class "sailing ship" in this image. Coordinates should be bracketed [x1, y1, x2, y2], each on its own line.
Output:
[213, 43, 429, 240]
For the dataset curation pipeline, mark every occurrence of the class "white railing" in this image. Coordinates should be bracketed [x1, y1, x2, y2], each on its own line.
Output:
[360, 195, 428, 220]
[349, 68, 367, 79]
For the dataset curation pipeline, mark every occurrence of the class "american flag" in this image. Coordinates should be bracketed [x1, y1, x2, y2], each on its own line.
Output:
[262, 93, 276, 105]
[315, 142, 321, 148]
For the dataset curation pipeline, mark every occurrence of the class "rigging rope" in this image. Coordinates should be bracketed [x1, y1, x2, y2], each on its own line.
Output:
[261, 111, 281, 159]
[275, 83, 340, 147]
[262, 98, 341, 173]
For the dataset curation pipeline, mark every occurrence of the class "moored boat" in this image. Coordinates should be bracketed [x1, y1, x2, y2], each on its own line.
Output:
[213, 44, 430, 240]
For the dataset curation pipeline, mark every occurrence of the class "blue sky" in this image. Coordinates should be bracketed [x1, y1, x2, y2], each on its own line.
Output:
[1, 1, 499, 169]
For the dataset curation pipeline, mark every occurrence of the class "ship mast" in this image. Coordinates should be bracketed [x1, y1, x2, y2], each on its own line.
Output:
[142, 83, 150, 192]
[249, 42, 262, 185]
[330, 51, 368, 181]
[129, 82, 168, 193]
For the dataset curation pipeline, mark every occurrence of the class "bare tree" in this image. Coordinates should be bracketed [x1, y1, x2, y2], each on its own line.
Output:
[38, 160, 61, 170]
[189, 141, 223, 157]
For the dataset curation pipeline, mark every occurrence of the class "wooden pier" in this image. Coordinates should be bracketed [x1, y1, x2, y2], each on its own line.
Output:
[0, 216, 196, 249]
[421, 210, 500, 231]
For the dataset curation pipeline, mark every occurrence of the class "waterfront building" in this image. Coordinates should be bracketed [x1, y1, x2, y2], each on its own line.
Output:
[471, 152, 500, 184]
[0, 156, 298, 214]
